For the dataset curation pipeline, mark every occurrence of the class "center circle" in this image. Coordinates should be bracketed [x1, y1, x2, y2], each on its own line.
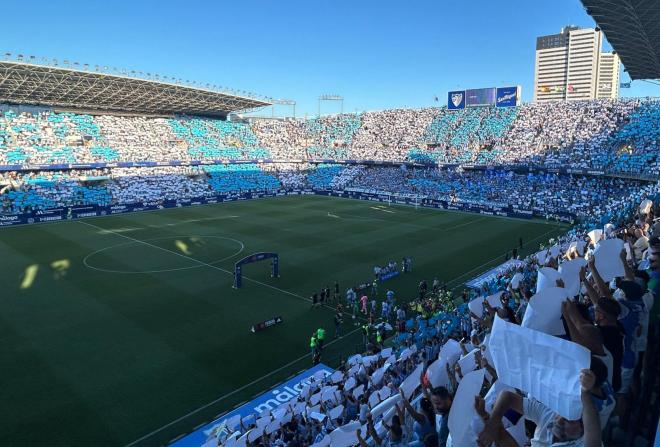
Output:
[83, 235, 245, 274]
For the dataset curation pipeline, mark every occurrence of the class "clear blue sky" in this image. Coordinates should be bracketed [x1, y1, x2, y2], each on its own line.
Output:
[2, 0, 658, 116]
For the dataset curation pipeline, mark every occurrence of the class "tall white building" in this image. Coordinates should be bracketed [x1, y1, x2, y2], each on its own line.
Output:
[533, 26, 620, 102]
[597, 52, 621, 99]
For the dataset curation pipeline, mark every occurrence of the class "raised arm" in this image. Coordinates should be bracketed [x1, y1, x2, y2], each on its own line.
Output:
[446, 362, 459, 392]
[561, 301, 605, 355]
[459, 339, 469, 356]
[399, 388, 426, 423]
[478, 349, 498, 382]
[620, 249, 635, 281]
[355, 428, 369, 447]
[580, 266, 600, 307]
[580, 369, 603, 447]
[475, 396, 520, 447]
[588, 256, 612, 300]
[477, 390, 523, 447]
[366, 413, 382, 446]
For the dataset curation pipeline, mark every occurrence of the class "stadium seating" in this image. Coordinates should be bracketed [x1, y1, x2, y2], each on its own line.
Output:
[1, 99, 660, 447]
[0, 99, 657, 175]
[204, 163, 281, 193]
[306, 164, 345, 189]
[0, 98, 659, 219]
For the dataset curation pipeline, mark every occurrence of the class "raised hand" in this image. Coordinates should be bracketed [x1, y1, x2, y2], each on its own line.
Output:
[474, 395, 489, 421]
[580, 368, 596, 392]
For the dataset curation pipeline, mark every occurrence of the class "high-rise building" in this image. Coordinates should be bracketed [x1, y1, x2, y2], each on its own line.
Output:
[597, 52, 621, 99]
[533, 26, 620, 102]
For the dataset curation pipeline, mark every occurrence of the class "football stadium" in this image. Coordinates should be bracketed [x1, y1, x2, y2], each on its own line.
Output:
[1, 1, 660, 446]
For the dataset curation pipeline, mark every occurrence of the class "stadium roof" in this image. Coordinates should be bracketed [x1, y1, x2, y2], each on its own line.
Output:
[0, 60, 272, 117]
[581, 0, 660, 80]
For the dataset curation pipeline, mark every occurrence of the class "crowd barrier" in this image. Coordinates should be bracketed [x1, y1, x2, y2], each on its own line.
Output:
[0, 158, 431, 173]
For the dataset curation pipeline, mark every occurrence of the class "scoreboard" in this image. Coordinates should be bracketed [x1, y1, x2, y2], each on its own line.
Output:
[466, 88, 497, 107]
[447, 86, 521, 109]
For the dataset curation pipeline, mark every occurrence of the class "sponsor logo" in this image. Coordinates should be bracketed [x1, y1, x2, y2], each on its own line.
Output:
[451, 92, 463, 107]
[37, 216, 63, 222]
[497, 92, 516, 104]
[36, 209, 64, 215]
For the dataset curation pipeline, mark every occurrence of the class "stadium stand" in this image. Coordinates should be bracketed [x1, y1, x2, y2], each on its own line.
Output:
[1, 99, 658, 174]
[1, 97, 660, 446]
[203, 163, 281, 193]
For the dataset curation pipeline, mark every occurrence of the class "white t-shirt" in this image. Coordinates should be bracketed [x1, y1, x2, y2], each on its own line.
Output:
[633, 236, 649, 260]
[523, 397, 584, 447]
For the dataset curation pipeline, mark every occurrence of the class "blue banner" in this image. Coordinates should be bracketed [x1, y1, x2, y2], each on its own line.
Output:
[496, 86, 519, 108]
[447, 90, 466, 110]
[171, 364, 333, 447]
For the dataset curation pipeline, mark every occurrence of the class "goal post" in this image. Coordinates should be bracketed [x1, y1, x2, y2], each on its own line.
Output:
[233, 252, 279, 288]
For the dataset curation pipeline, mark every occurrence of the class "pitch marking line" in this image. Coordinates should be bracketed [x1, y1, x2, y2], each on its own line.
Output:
[78, 221, 359, 320]
[123, 326, 362, 447]
[82, 235, 245, 274]
[97, 218, 560, 446]
[78, 221, 318, 306]
[447, 224, 563, 291]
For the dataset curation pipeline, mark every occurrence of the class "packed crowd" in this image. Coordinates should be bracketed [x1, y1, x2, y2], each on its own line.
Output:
[201, 197, 658, 447]
[348, 166, 660, 222]
[2, 163, 658, 223]
[1, 99, 658, 175]
[1, 101, 659, 446]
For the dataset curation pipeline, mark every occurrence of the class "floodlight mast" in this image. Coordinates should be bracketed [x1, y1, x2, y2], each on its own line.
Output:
[318, 94, 344, 117]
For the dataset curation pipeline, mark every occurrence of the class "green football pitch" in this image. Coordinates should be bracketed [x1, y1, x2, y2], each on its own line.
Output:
[0, 195, 568, 446]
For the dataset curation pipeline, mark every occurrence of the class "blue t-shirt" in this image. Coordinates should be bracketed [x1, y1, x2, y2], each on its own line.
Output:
[617, 299, 643, 369]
